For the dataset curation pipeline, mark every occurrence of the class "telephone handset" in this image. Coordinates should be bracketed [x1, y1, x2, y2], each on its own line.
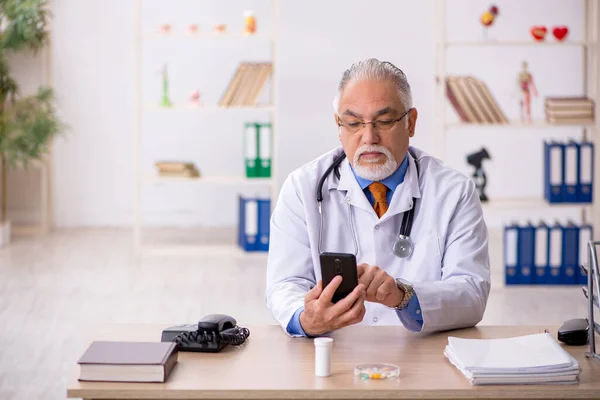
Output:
[161, 314, 250, 353]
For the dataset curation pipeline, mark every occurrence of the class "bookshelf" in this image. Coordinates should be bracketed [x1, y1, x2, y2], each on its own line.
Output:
[133, 0, 279, 256]
[433, 0, 600, 233]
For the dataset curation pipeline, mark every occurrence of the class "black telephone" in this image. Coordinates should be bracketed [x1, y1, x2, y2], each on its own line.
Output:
[161, 314, 250, 353]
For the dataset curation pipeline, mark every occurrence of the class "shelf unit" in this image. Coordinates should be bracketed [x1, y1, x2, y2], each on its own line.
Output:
[433, 0, 600, 231]
[133, 1, 279, 256]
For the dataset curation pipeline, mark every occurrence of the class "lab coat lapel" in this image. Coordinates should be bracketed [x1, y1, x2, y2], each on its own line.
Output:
[329, 158, 374, 214]
[381, 153, 422, 222]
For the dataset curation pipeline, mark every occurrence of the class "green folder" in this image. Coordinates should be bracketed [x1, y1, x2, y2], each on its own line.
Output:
[244, 122, 259, 178]
[257, 122, 272, 178]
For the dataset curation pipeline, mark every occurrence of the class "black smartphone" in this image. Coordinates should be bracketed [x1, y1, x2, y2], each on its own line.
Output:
[319, 252, 358, 303]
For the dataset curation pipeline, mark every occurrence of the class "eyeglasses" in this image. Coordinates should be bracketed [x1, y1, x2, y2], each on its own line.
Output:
[337, 108, 413, 134]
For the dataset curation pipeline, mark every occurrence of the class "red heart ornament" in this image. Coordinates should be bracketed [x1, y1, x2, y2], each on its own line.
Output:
[530, 26, 547, 41]
[552, 26, 569, 41]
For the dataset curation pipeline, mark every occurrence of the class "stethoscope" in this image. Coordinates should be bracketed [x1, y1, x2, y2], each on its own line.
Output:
[316, 149, 420, 259]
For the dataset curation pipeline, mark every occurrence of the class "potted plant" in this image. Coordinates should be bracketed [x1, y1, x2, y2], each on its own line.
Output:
[0, 0, 64, 247]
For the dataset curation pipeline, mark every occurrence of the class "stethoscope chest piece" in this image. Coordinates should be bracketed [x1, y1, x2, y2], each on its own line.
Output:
[393, 235, 413, 258]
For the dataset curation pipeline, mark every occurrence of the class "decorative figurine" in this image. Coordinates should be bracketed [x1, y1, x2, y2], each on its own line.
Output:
[530, 26, 547, 41]
[480, 4, 499, 40]
[244, 10, 256, 35]
[189, 90, 202, 107]
[159, 64, 172, 107]
[213, 24, 227, 34]
[159, 24, 171, 34]
[466, 148, 491, 202]
[552, 26, 569, 41]
[188, 24, 199, 35]
[518, 61, 538, 124]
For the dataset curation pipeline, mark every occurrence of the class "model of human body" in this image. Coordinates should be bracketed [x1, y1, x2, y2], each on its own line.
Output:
[518, 61, 538, 123]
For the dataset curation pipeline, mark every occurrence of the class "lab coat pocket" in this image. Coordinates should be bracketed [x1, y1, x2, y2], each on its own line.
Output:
[406, 231, 442, 281]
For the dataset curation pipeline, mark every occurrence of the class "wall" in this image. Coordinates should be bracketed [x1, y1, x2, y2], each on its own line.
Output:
[9, 0, 589, 230]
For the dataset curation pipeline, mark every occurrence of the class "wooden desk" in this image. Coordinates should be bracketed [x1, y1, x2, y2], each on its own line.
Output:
[67, 324, 600, 399]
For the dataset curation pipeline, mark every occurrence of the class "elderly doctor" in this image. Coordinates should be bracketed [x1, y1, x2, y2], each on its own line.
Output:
[265, 58, 491, 337]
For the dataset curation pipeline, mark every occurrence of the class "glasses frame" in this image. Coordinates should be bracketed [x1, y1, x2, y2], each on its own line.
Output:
[337, 107, 414, 134]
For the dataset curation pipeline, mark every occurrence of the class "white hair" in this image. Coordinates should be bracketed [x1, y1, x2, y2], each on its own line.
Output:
[332, 58, 413, 113]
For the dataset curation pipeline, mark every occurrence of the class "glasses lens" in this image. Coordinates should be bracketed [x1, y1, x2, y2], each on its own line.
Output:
[374, 120, 397, 131]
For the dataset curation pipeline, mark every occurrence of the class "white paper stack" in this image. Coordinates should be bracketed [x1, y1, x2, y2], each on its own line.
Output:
[443, 333, 580, 385]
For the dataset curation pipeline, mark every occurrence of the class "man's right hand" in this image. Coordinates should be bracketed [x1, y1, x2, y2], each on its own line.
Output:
[299, 276, 366, 336]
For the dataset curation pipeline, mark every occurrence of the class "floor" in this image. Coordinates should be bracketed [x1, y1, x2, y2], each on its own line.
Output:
[0, 228, 591, 400]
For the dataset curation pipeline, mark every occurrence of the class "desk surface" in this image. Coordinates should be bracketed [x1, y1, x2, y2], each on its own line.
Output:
[67, 324, 600, 400]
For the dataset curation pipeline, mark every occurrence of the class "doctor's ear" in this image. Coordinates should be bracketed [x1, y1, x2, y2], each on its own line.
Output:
[407, 108, 418, 137]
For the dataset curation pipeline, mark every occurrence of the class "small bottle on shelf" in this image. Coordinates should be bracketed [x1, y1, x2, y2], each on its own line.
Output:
[244, 11, 256, 35]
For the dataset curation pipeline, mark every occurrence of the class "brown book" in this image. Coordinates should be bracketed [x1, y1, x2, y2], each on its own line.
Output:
[445, 79, 468, 122]
[78, 341, 178, 383]
[473, 78, 509, 123]
[245, 63, 272, 106]
[219, 64, 247, 107]
[466, 77, 496, 123]
[545, 97, 594, 108]
[231, 63, 257, 106]
[155, 162, 195, 172]
[447, 77, 478, 123]
[546, 116, 595, 125]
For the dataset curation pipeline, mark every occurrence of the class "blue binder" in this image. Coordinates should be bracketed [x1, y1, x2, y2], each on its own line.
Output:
[238, 196, 258, 251]
[578, 141, 594, 203]
[517, 223, 535, 284]
[564, 141, 579, 203]
[504, 223, 519, 285]
[561, 222, 579, 285]
[578, 223, 593, 285]
[534, 221, 549, 285]
[547, 222, 563, 285]
[544, 141, 565, 203]
[256, 198, 271, 251]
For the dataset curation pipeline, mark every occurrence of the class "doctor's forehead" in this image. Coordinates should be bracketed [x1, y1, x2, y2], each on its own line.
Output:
[338, 79, 403, 117]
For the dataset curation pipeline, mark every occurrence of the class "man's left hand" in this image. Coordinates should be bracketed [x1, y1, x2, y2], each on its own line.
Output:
[357, 264, 404, 308]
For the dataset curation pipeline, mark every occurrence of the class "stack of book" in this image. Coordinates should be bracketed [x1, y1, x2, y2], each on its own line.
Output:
[445, 76, 509, 124]
[444, 333, 580, 386]
[545, 97, 595, 125]
[155, 161, 200, 178]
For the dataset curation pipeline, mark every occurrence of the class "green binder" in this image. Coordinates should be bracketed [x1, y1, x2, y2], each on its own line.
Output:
[244, 122, 259, 178]
[257, 122, 272, 178]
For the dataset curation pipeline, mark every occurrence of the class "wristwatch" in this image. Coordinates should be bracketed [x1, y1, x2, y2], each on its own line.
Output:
[392, 278, 415, 310]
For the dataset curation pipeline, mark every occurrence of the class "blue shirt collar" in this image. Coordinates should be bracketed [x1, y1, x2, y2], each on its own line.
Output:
[351, 153, 409, 191]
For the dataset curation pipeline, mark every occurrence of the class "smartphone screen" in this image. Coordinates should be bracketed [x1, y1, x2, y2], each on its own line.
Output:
[319, 252, 358, 303]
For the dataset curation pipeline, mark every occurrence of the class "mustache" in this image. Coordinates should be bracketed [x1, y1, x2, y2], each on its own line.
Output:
[355, 145, 393, 159]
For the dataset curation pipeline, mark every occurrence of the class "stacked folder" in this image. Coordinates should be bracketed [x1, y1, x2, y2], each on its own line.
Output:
[545, 97, 595, 125]
[244, 122, 272, 178]
[544, 140, 594, 203]
[444, 333, 580, 386]
[504, 221, 592, 285]
[155, 161, 200, 178]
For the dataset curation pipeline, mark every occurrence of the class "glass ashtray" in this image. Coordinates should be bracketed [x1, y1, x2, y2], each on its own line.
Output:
[354, 363, 400, 380]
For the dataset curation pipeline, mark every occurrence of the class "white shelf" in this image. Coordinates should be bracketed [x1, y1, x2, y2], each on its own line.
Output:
[445, 120, 596, 129]
[145, 175, 272, 185]
[143, 32, 273, 41]
[481, 199, 593, 210]
[143, 104, 274, 112]
[442, 40, 595, 47]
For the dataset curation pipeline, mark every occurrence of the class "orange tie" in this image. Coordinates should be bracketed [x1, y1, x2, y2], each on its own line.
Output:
[368, 182, 388, 218]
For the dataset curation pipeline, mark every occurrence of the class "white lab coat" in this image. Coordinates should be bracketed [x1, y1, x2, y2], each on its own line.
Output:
[265, 145, 491, 335]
